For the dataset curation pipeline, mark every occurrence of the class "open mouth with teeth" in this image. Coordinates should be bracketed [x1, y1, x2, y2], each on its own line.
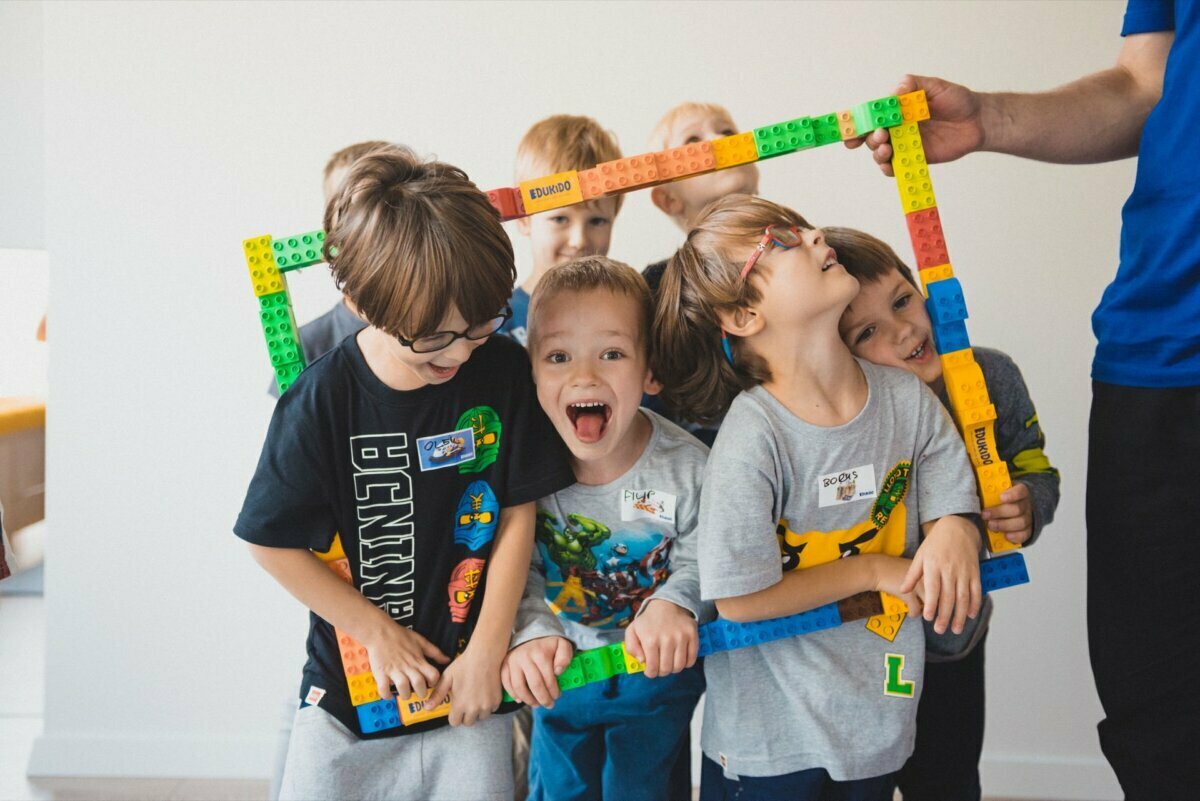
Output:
[906, 339, 929, 361]
[565, 401, 612, 444]
[821, 254, 840, 272]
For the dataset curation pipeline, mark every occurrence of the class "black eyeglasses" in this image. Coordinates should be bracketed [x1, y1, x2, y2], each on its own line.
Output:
[396, 305, 513, 353]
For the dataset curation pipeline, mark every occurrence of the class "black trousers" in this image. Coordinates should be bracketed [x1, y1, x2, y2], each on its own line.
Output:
[896, 637, 986, 801]
[1087, 382, 1200, 800]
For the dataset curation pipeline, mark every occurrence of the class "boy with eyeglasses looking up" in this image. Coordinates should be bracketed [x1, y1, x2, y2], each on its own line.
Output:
[235, 145, 574, 801]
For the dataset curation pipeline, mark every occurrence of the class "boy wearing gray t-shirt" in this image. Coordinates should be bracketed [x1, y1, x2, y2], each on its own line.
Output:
[503, 256, 710, 801]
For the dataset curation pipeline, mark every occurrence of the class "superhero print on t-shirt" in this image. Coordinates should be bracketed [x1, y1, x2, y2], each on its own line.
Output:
[535, 508, 673, 629]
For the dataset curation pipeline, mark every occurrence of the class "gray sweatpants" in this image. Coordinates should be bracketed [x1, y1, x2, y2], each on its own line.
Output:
[279, 704, 514, 801]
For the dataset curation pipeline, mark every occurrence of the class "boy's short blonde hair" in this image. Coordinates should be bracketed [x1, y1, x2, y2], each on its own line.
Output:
[648, 101, 736, 151]
[528, 256, 653, 352]
[323, 144, 515, 339]
[323, 140, 390, 185]
[515, 115, 624, 214]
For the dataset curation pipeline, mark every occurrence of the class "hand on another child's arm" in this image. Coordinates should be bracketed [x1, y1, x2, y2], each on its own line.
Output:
[905, 515, 982, 635]
[501, 636, 574, 708]
[625, 599, 698, 678]
[981, 481, 1034, 545]
[868, 555, 924, 618]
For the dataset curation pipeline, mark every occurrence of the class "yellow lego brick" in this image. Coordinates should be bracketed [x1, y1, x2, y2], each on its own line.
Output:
[987, 530, 1021, 553]
[944, 362, 991, 415]
[899, 90, 930, 123]
[938, 347, 975, 371]
[880, 592, 909, 616]
[399, 691, 452, 725]
[314, 533, 346, 563]
[621, 643, 646, 675]
[710, 132, 758, 169]
[956, 401, 998, 428]
[243, 235, 284, 297]
[890, 123, 937, 213]
[963, 417, 1002, 468]
[837, 109, 857, 139]
[975, 461, 1011, 509]
[519, 171, 584, 214]
[919, 263, 955, 293]
[866, 612, 904, 642]
[346, 671, 381, 706]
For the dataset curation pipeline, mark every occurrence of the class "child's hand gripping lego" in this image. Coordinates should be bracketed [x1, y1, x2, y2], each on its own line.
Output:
[904, 516, 983, 635]
[364, 623, 451, 704]
[500, 635, 574, 708]
[422, 641, 508, 727]
[982, 482, 1035, 546]
[624, 599, 698, 679]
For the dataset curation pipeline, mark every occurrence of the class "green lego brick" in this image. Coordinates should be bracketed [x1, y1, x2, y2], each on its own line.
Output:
[273, 230, 326, 273]
[557, 658, 586, 691]
[852, 96, 903, 136]
[577, 648, 613, 684]
[811, 112, 842, 147]
[273, 361, 304, 394]
[258, 291, 306, 367]
[753, 117, 815, 159]
[601, 642, 629, 676]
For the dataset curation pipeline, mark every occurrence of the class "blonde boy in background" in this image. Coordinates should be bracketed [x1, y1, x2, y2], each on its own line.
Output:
[499, 116, 623, 347]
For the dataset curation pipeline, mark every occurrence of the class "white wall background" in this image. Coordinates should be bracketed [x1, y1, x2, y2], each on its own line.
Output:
[10, 1, 1130, 797]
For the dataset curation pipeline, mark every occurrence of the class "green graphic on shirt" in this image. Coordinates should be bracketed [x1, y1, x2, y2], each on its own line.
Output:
[884, 653, 916, 698]
[536, 510, 611, 573]
[456, 406, 501, 474]
[870, 462, 911, 529]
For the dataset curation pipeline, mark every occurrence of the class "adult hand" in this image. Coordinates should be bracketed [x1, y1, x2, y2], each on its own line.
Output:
[844, 75, 988, 176]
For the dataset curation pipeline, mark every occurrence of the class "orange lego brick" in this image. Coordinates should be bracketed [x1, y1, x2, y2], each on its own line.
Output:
[944, 362, 991, 413]
[338, 630, 371, 676]
[899, 90, 930, 123]
[710, 132, 758, 169]
[486, 187, 523, 221]
[578, 168, 606, 200]
[654, 142, 715, 180]
[866, 612, 904, 642]
[347, 671, 381, 706]
[837, 110, 857, 139]
[519, 170, 584, 214]
[593, 154, 661, 194]
[963, 417, 1001, 468]
[905, 207, 950, 270]
[919, 263, 955, 293]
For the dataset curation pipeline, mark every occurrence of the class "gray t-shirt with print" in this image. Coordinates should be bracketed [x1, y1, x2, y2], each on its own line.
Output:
[512, 409, 713, 651]
[697, 359, 979, 781]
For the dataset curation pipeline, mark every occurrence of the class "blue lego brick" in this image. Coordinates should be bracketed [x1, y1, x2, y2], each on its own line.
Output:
[981, 553, 1030, 593]
[925, 278, 969, 325]
[356, 698, 402, 734]
[696, 603, 842, 658]
[931, 319, 970, 354]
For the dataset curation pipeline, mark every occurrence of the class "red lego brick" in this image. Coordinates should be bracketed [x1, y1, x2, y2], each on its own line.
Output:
[486, 187, 523, 221]
[905, 207, 950, 270]
[593, 154, 660, 194]
[654, 142, 715, 180]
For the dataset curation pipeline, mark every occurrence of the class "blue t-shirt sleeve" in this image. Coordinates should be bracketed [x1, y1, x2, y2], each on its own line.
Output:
[1122, 0, 1174, 35]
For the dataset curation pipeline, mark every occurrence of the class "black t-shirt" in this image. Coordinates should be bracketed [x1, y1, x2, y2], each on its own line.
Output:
[235, 334, 574, 738]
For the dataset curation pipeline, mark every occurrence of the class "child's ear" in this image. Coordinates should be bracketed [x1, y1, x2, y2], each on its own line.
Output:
[650, 186, 683, 219]
[642, 368, 663, 397]
[515, 215, 532, 237]
[716, 306, 763, 338]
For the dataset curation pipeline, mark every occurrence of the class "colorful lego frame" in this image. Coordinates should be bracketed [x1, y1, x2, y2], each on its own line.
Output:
[240, 89, 1028, 733]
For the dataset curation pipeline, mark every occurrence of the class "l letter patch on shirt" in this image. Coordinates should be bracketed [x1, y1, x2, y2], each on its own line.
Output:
[817, 464, 877, 508]
[621, 489, 677, 523]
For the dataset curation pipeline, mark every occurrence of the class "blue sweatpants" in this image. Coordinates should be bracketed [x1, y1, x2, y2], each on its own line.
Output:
[528, 664, 704, 801]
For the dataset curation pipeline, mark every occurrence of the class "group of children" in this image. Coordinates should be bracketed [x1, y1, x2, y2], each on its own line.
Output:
[236, 101, 1059, 801]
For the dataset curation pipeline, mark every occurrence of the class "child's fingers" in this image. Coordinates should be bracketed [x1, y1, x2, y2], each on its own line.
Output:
[933, 569, 956, 634]
[553, 638, 574, 677]
[523, 659, 555, 709]
[922, 568, 942, 624]
[981, 501, 1022, 522]
[373, 668, 394, 701]
[415, 659, 442, 693]
[506, 660, 534, 706]
[998, 483, 1030, 504]
[641, 634, 661, 679]
[424, 674, 451, 713]
[969, 571, 983, 618]
[624, 624, 645, 663]
[900, 557, 923, 595]
[671, 637, 690, 675]
[685, 630, 699, 669]
[950, 576, 970, 634]
[391, 668, 416, 703]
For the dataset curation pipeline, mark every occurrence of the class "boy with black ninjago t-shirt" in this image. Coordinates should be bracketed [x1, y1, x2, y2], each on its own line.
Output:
[234, 145, 574, 801]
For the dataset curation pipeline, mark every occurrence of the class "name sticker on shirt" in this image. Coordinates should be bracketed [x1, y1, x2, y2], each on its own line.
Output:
[304, 686, 326, 706]
[817, 464, 877, 508]
[416, 427, 476, 471]
[621, 489, 677, 523]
